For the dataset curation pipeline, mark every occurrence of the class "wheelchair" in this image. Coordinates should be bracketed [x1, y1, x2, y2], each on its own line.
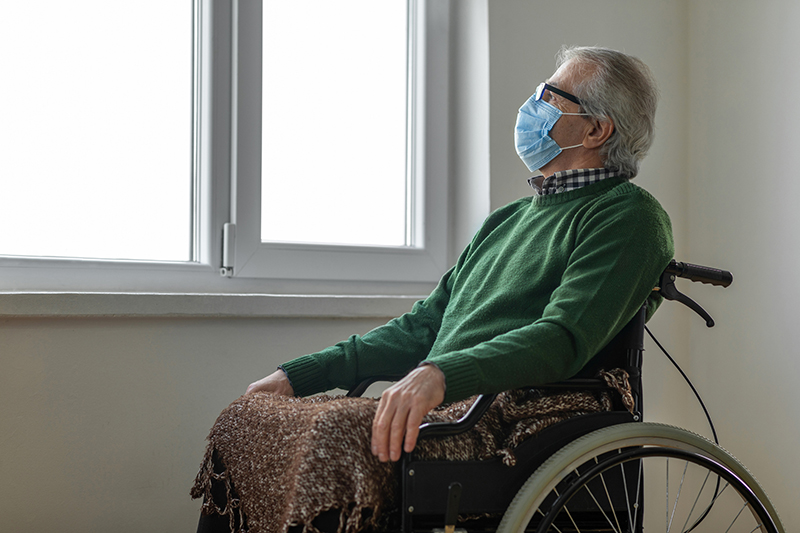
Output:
[347, 261, 785, 533]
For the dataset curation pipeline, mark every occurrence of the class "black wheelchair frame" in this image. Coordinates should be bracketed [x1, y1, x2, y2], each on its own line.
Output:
[347, 261, 784, 533]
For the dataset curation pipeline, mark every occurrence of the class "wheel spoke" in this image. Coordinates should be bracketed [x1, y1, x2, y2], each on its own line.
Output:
[618, 453, 635, 532]
[681, 468, 712, 533]
[666, 457, 670, 531]
[550, 487, 573, 533]
[723, 501, 748, 533]
[536, 506, 566, 533]
[633, 454, 643, 530]
[579, 478, 620, 533]
[667, 460, 689, 532]
[683, 480, 731, 531]
[536, 508, 566, 533]
[595, 457, 624, 533]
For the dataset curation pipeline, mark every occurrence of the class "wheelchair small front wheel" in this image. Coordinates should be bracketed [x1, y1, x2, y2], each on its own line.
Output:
[497, 422, 783, 533]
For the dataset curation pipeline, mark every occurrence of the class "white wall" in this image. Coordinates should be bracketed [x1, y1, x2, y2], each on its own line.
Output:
[2, 0, 797, 530]
[684, 0, 800, 525]
[0, 316, 390, 531]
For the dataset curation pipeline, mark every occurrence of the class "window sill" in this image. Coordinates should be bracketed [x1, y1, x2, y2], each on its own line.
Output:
[0, 291, 421, 319]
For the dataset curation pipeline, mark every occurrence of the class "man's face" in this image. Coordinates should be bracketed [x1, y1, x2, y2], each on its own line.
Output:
[538, 59, 595, 176]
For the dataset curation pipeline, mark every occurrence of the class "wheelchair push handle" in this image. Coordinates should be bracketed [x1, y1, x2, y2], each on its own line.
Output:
[658, 259, 733, 327]
[664, 260, 733, 288]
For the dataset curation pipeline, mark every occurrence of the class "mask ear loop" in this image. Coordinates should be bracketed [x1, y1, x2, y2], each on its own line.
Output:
[557, 111, 593, 151]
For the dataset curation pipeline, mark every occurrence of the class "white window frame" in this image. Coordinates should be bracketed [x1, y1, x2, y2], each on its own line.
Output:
[0, 0, 451, 295]
[226, 0, 449, 283]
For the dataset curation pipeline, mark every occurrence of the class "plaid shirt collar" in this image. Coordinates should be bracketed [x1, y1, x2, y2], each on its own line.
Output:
[527, 167, 623, 196]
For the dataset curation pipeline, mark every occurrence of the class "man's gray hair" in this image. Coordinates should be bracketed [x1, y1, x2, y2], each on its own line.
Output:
[556, 46, 659, 178]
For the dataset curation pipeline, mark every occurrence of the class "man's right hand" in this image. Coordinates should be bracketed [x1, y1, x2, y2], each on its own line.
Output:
[245, 369, 294, 396]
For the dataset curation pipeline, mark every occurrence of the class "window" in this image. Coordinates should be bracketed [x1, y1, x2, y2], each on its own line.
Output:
[0, 1, 193, 262]
[261, 1, 408, 248]
[0, 0, 450, 293]
[229, 0, 449, 283]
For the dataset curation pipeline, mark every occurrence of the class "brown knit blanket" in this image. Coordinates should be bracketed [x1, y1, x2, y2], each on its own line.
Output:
[191, 370, 633, 533]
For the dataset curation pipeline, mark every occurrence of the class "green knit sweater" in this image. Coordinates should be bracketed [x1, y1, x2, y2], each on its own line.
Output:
[282, 177, 674, 403]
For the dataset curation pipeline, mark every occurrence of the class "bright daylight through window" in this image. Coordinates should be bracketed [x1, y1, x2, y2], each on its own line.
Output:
[0, 1, 192, 262]
[260, 1, 409, 247]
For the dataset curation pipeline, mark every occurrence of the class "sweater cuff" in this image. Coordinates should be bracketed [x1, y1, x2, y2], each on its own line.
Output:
[279, 355, 328, 397]
[425, 356, 481, 403]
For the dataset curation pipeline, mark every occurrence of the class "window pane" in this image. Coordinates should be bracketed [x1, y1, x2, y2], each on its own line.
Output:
[0, 1, 192, 261]
[261, 0, 408, 247]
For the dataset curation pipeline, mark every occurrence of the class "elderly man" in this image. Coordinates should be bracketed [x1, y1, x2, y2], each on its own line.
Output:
[246, 45, 672, 459]
[195, 46, 673, 533]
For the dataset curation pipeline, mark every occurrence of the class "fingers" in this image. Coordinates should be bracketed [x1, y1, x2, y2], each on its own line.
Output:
[403, 406, 424, 454]
[371, 393, 393, 463]
[244, 369, 294, 396]
[372, 388, 413, 462]
[371, 365, 446, 463]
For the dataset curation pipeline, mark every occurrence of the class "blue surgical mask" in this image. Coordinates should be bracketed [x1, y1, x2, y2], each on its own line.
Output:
[514, 94, 588, 172]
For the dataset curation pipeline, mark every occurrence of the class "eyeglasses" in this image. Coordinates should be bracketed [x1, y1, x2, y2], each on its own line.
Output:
[534, 82, 583, 107]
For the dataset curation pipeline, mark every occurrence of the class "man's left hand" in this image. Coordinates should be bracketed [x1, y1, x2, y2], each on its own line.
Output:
[371, 364, 446, 463]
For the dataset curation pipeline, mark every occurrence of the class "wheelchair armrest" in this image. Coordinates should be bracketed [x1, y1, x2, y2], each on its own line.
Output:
[346, 374, 406, 397]
[351, 376, 613, 443]
[417, 393, 499, 440]
[348, 377, 497, 441]
[350, 376, 614, 443]
[415, 377, 612, 441]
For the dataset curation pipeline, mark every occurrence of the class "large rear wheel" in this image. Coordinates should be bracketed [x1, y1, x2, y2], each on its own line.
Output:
[497, 423, 783, 533]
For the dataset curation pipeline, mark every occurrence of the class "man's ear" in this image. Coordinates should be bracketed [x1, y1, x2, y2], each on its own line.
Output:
[584, 117, 615, 149]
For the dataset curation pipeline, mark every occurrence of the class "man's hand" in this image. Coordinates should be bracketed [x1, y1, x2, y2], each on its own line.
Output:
[371, 364, 446, 463]
[245, 369, 294, 396]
